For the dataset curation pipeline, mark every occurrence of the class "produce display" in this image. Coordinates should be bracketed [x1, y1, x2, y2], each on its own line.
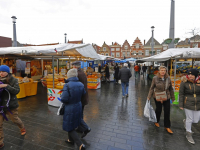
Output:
[87, 73, 101, 89]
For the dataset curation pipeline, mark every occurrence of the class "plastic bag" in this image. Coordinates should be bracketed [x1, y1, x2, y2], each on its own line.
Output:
[57, 103, 65, 115]
[144, 100, 150, 118]
[144, 100, 157, 122]
[149, 104, 157, 122]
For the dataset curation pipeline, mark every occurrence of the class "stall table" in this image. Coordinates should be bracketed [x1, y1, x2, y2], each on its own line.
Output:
[17, 82, 38, 99]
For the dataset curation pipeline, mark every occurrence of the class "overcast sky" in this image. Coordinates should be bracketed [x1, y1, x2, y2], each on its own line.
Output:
[0, 0, 200, 46]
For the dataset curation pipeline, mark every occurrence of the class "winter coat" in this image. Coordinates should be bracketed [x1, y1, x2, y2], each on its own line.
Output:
[118, 67, 132, 83]
[179, 76, 200, 111]
[142, 66, 147, 72]
[77, 68, 89, 105]
[0, 74, 20, 110]
[114, 66, 119, 79]
[61, 77, 86, 132]
[105, 66, 110, 78]
[147, 74, 175, 101]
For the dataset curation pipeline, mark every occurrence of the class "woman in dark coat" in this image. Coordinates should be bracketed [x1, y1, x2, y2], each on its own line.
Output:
[105, 64, 110, 82]
[114, 63, 119, 84]
[0, 65, 26, 148]
[61, 69, 86, 150]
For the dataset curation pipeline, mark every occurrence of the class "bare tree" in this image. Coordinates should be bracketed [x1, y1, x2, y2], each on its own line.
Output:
[187, 28, 200, 48]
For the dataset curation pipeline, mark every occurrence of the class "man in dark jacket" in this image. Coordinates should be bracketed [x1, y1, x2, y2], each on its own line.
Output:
[72, 61, 91, 138]
[118, 63, 132, 98]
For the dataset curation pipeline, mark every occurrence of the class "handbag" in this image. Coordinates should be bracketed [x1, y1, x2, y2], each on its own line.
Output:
[155, 77, 169, 103]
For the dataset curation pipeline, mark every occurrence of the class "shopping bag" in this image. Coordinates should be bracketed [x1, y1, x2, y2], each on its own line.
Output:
[118, 80, 121, 84]
[144, 100, 150, 118]
[57, 103, 65, 115]
[149, 104, 157, 122]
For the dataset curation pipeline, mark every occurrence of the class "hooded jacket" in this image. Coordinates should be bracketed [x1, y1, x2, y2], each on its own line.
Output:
[179, 76, 200, 111]
[147, 73, 175, 101]
[0, 75, 20, 110]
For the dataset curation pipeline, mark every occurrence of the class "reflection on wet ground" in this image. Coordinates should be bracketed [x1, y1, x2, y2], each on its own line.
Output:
[3, 69, 200, 150]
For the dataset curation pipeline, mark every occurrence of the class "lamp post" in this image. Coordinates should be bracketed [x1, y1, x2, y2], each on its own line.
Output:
[11, 16, 17, 47]
[151, 26, 155, 56]
[64, 33, 67, 43]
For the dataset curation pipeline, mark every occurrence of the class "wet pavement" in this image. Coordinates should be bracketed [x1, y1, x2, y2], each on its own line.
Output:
[2, 69, 200, 150]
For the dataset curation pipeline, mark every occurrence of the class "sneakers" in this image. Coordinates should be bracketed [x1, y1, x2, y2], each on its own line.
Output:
[79, 144, 86, 150]
[20, 128, 26, 136]
[154, 123, 160, 128]
[81, 128, 91, 138]
[0, 143, 4, 149]
[165, 128, 173, 134]
[186, 131, 195, 144]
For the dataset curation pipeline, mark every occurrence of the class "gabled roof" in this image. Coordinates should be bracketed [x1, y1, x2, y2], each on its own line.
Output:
[177, 39, 190, 45]
[144, 37, 161, 46]
[68, 40, 83, 44]
[190, 35, 200, 41]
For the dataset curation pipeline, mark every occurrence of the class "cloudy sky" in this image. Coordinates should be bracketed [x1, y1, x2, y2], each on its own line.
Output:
[0, 0, 200, 46]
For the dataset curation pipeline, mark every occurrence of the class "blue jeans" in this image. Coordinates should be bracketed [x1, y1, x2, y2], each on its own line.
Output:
[121, 82, 129, 96]
[135, 71, 139, 78]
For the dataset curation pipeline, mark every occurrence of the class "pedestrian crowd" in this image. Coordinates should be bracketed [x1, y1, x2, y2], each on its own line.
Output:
[0, 61, 200, 149]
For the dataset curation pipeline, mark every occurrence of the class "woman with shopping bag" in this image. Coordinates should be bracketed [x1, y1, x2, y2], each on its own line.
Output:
[147, 66, 175, 134]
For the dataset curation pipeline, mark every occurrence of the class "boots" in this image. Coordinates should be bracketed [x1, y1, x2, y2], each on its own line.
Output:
[186, 131, 195, 144]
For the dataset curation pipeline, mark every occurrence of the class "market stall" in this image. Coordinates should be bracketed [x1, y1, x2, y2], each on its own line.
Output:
[0, 43, 100, 107]
[137, 48, 200, 104]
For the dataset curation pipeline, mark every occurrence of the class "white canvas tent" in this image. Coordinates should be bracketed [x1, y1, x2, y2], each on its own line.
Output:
[97, 54, 119, 60]
[0, 43, 100, 59]
[137, 48, 200, 62]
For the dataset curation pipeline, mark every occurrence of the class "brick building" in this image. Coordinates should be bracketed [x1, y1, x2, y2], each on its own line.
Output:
[121, 40, 131, 59]
[131, 37, 144, 59]
[68, 39, 83, 44]
[0, 36, 12, 47]
[99, 42, 111, 56]
[92, 44, 101, 54]
[109, 42, 122, 59]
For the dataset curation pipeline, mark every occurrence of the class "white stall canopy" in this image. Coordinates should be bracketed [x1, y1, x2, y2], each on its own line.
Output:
[137, 48, 200, 62]
[0, 43, 100, 59]
[97, 54, 120, 60]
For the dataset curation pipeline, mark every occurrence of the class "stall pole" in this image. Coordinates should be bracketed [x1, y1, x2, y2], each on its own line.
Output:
[170, 59, 173, 78]
[57, 59, 59, 74]
[41, 60, 44, 76]
[167, 60, 169, 74]
[0, 59, 3, 65]
[192, 58, 194, 68]
[52, 56, 54, 89]
[173, 58, 177, 90]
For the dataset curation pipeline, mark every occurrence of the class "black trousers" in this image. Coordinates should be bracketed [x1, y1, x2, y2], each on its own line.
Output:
[154, 99, 171, 128]
[68, 130, 82, 147]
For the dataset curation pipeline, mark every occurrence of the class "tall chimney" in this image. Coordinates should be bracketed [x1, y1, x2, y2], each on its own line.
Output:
[169, 0, 175, 48]
[144, 40, 146, 45]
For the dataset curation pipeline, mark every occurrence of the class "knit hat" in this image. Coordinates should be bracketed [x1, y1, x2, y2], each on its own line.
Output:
[188, 69, 199, 78]
[67, 69, 77, 78]
[0, 65, 10, 73]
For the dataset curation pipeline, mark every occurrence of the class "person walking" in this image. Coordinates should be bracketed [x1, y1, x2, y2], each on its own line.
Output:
[0, 65, 26, 148]
[98, 64, 102, 73]
[142, 64, 147, 77]
[134, 64, 140, 79]
[147, 66, 175, 134]
[61, 69, 86, 150]
[105, 64, 110, 83]
[118, 63, 132, 98]
[72, 61, 91, 138]
[114, 63, 119, 84]
[179, 69, 200, 144]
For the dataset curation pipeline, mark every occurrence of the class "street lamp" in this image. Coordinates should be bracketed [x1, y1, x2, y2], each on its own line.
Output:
[11, 16, 17, 47]
[64, 33, 67, 43]
[151, 26, 155, 56]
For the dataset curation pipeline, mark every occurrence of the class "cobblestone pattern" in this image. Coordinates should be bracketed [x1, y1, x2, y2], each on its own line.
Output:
[2, 70, 200, 150]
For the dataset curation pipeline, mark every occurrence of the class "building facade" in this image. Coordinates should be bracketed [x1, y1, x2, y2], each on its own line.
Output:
[131, 37, 144, 59]
[109, 42, 122, 59]
[99, 42, 111, 56]
[121, 40, 131, 59]
[0, 36, 12, 47]
[143, 37, 162, 57]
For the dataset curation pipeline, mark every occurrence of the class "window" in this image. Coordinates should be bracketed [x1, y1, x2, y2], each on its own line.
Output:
[138, 51, 143, 55]
[127, 52, 130, 57]
[145, 50, 149, 56]
[163, 46, 168, 50]
[124, 45, 128, 49]
[123, 52, 126, 56]
[136, 44, 139, 49]
[132, 51, 136, 55]
[116, 53, 120, 57]
[157, 50, 161, 54]
[116, 48, 120, 51]
[111, 48, 115, 51]
[101, 53, 104, 55]
[103, 47, 106, 51]
[111, 53, 115, 57]
[105, 53, 109, 56]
